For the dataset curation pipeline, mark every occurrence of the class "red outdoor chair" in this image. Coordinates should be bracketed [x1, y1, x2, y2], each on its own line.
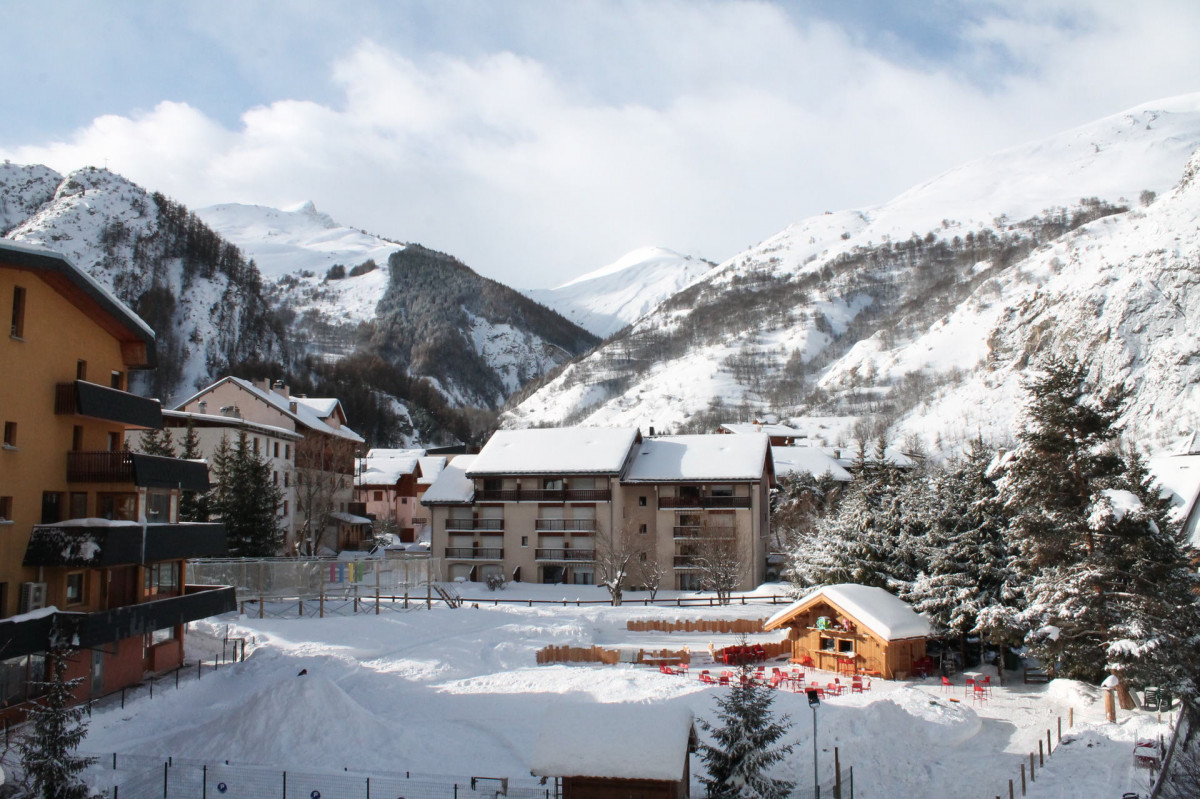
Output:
[699, 670, 715, 685]
[964, 677, 975, 696]
[719, 671, 731, 686]
[851, 677, 864, 694]
[979, 675, 993, 697]
[941, 676, 953, 693]
[768, 672, 784, 690]
[972, 684, 987, 706]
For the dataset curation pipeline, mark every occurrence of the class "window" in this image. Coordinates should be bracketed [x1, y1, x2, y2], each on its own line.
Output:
[110, 371, 123, 390]
[144, 562, 179, 597]
[3, 421, 16, 448]
[838, 639, 854, 654]
[72, 425, 83, 451]
[273, 471, 279, 485]
[76, 360, 87, 380]
[285, 444, 291, 459]
[284, 472, 290, 488]
[146, 490, 170, 522]
[40, 492, 62, 524]
[401, 497, 407, 504]
[521, 536, 528, 547]
[639, 552, 647, 562]
[639, 523, 648, 534]
[483, 478, 502, 492]
[373, 491, 383, 501]
[273, 442, 280, 458]
[0, 496, 12, 523]
[282, 500, 289, 516]
[69, 492, 88, 520]
[543, 478, 563, 491]
[65, 573, 84, 605]
[98, 492, 137, 521]
[252, 437, 260, 453]
[10, 286, 26, 338]
[711, 484, 734, 497]
[638, 496, 647, 507]
[148, 627, 176, 646]
[107, 431, 120, 451]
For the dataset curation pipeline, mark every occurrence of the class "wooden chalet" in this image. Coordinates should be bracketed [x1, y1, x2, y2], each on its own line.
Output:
[530, 704, 696, 799]
[763, 584, 931, 679]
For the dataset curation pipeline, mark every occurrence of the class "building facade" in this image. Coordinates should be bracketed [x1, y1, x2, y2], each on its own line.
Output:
[423, 428, 773, 591]
[0, 241, 234, 717]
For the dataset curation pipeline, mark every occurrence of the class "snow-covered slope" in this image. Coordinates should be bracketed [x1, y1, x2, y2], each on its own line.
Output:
[504, 93, 1200, 452]
[3, 167, 283, 401]
[525, 247, 714, 339]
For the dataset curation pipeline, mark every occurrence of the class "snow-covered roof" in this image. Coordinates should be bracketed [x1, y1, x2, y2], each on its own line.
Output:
[417, 456, 447, 485]
[291, 396, 340, 419]
[368, 448, 425, 459]
[421, 455, 477, 504]
[177, 377, 365, 444]
[821, 445, 916, 470]
[529, 704, 694, 782]
[356, 454, 420, 486]
[772, 446, 853, 482]
[467, 428, 640, 476]
[720, 422, 805, 439]
[1148, 450, 1200, 508]
[623, 434, 770, 483]
[162, 409, 303, 440]
[330, 511, 372, 525]
[764, 584, 931, 641]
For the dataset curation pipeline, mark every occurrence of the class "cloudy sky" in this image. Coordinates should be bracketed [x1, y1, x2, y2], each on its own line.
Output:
[2, 0, 1197, 288]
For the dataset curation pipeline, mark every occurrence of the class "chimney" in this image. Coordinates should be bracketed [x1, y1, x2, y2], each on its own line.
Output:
[289, 401, 298, 414]
[197, 400, 207, 414]
[272, 379, 289, 396]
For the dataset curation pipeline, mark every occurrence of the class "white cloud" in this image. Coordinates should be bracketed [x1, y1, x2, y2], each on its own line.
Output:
[3, 1, 1197, 288]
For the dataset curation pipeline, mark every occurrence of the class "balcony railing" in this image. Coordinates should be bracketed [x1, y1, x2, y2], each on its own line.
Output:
[534, 518, 596, 532]
[24, 522, 228, 567]
[55, 380, 163, 428]
[535, 548, 596, 561]
[475, 488, 612, 502]
[445, 518, 504, 531]
[444, 547, 504, 560]
[67, 450, 135, 483]
[659, 495, 752, 509]
[672, 526, 737, 539]
[674, 555, 702, 568]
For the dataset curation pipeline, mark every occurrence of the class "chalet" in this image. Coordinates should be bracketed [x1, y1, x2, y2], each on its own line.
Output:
[423, 429, 773, 590]
[174, 377, 365, 554]
[354, 448, 446, 544]
[0, 240, 234, 718]
[763, 583, 931, 679]
[771, 446, 853, 485]
[530, 704, 697, 799]
[719, 421, 806, 446]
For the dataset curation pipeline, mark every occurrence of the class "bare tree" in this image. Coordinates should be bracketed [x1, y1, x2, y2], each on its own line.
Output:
[635, 550, 668, 601]
[692, 525, 743, 605]
[595, 522, 643, 606]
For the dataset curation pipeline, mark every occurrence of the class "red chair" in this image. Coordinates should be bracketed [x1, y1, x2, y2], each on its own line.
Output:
[719, 671, 731, 686]
[972, 684, 987, 706]
[699, 670, 715, 685]
[964, 677, 975, 696]
[941, 676, 953, 693]
[768, 672, 784, 690]
[979, 676, 993, 697]
[851, 677, 864, 694]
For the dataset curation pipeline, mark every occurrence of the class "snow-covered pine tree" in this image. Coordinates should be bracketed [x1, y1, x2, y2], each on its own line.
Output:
[697, 662, 795, 799]
[18, 641, 95, 799]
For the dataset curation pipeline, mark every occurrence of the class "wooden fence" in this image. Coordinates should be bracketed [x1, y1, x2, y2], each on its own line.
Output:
[535, 645, 694, 666]
[626, 618, 766, 634]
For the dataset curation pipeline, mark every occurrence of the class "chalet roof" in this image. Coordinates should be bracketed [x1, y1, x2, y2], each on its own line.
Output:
[623, 434, 770, 483]
[330, 511, 372, 525]
[467, 427, 640, 476]
[772, 446, 853, 482]
[421, 455, 477, 504]
[417, 456, 447, 485]
[0, 239, 157, 367]
[529, 704, 694, 782]
[764, 584, 931, 641]
[356, 453, 421, 486]
[161, 409, 303, 440]
[174, 377, 365, 444]
[720, 422, 805, 438]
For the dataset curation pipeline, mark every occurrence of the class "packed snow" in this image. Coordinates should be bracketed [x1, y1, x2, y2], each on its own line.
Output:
[79, 584, 1174, 798]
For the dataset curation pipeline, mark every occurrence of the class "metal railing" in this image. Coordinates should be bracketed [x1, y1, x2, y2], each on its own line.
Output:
[444, 547, 504, 560]
[659, 495, 752, 509]
[475, 488, 611, 502]
[535, 518, 596, 531]
[535, 548, 596, 561]
[445, 518, 504, 531]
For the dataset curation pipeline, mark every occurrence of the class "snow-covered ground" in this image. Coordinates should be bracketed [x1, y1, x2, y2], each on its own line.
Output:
[82, 584, 1173, 797]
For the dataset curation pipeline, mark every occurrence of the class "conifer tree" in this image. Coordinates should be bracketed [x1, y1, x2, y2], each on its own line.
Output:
[18, 642, 95, 799]
[177, 419, 206, 522]
[698, 662, 795, 799]
[137, 426, 176, 457]
[208, 432, 283, 557]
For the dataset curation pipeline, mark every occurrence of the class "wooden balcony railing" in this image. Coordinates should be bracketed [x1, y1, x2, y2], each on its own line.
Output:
[444, 547, 504, 560]
[535, 548, 596, 561]
[673, 526, 736, 539]
[535, 518, 596, 532]
[67, 450, 135, 483]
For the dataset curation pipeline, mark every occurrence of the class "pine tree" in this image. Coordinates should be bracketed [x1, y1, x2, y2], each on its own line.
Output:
[18, 643, 95, 799]
[177, 419, 206, 522]
[137, 426, 176, 457]
[697, 663, 795, 799]
[209, 432, 283, 557]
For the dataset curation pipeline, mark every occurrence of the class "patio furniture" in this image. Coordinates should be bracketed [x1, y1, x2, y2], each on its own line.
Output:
[1143, 686, 1160, 710]
[1134, 739, 1161, 769]
[699, 670, 715, 685]
[941, 676, 953, 693]
[972, 684, 987, 706]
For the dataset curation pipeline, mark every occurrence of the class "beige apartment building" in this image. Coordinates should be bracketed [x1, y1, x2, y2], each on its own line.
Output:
[422, 428, 773, 591]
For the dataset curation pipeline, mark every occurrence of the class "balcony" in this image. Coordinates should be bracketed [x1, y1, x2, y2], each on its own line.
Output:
[658, 495, 752, 509]
[444, 547, 504, 560]
[23, 522, 228, 567]
[673, 526, 736, 539]
[674, 555, 702, 568]
[66, 451, 210, 490]
[534, 518, 596, 532]
[475, 488, 612, 502]
[55, 380, 163, 428]
[0, 585, 237, 660]
[535, 548, 596, 561]
[445, 518, 504, 531]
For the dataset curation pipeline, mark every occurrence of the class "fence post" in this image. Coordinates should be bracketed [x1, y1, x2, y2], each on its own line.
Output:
[298, 598, 304, 618]
[282, 771, 287, 798]
[1046, 729, 1052, 756]
[163, 761, 168, 798]
[321, 591, 325, 618]
[259, 597, 264, 619]
[1029, 752, 1035, 781]
[1069, 707, 1073, 727]
[1038, 739, 1043, 766]
[834, 747, 841, 799]
[376, 589, 381, 615]
[1008, 778, 1013, 799]
[203, 764, 207, 799]
[1057, 716, 1061, 743]
[1020, 764, 1025, 796]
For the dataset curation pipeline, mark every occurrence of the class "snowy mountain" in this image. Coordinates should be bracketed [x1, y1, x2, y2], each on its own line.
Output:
[524, 246, 714, 339]
[503, 94, 1200, 453]
[2, 166, 285, 402]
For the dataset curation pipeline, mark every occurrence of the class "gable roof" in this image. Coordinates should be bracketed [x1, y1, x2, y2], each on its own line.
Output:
[764, 584, 931, 641]
[772, 446, 853, 482]
[720, 422, 805, 439]
[623, 434, 771, 483]
[174, 377, 365, 444]
[421, 455, 477, 504]
[467, 427, 641, 476]
[0, 239, 157, 367]
[530, 704, 694, 782]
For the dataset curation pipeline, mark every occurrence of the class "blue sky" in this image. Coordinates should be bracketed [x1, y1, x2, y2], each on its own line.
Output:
[2, 0, 1197, 287]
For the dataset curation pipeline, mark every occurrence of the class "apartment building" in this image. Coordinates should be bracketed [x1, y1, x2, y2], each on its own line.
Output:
[0, 241, 233, 715]
[355, 449, 447, 543]
[423, 428, 773, 591]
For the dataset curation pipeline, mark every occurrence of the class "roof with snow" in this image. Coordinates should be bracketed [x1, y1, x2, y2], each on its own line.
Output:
[720, 422, 806, 439]
[529, 704, 694, 782]
[330, 511, 372, 525]
[467, 428, 640, 476]
[356, 454, 420, 486]
[175, 377, 365, 444]
[0, 239, 157, 367]
[623, 434, 770, 483]
[764, 584, 931, 641]
[772, 446, 853, 482]
[421, 455, 477, 505]
[162, 409, 303, 440]
[417, 456, 447, 485]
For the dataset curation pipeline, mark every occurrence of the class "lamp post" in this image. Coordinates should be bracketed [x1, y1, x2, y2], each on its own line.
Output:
[807, 688, 821, 796]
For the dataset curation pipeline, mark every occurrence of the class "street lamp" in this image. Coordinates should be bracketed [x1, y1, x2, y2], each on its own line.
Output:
[807, 688, 821, 797]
